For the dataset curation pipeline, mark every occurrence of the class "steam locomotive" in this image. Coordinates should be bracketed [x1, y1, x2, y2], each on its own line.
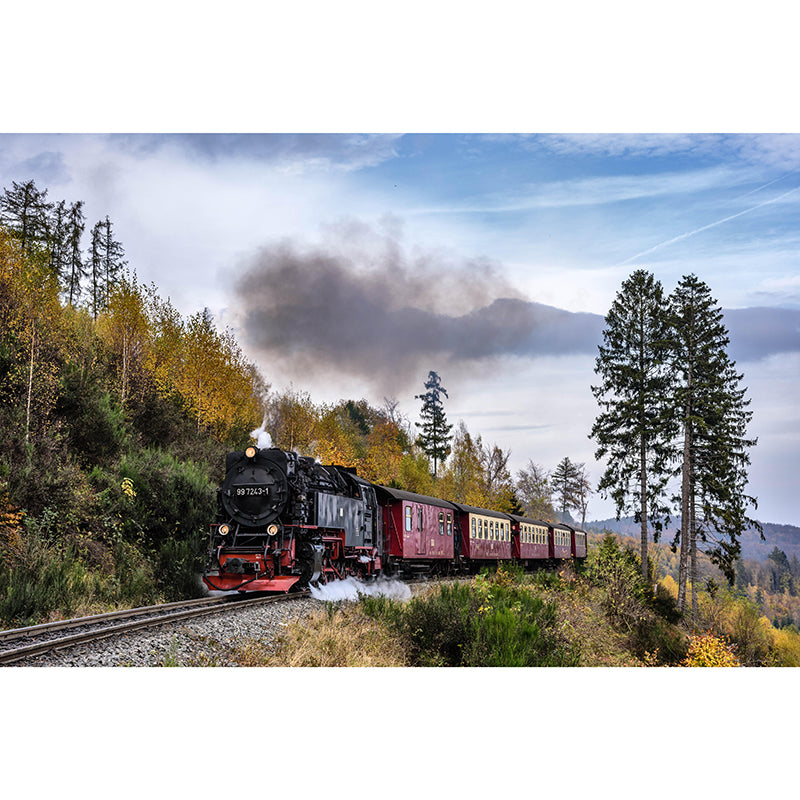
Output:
[202, 445, 587, 593]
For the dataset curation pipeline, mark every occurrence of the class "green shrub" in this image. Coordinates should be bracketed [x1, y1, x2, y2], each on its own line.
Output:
[363, 569, 578, 667]
[152, 533, 207, 601]
[0, 521, 98, 625]
[93, 447, 215, 550]
[586, 533, 650, 629]
[400, 582, 478, 666]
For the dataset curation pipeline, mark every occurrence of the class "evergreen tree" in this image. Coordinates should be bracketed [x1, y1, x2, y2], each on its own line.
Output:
[47, 200, 69, 289]
[102, 215, 127, 299]
[550, 457, 580, 521]
[415, 370, 453, 479]
[669, 274, 761, 618]
[65, 201, 86, 306]
[0, 179, 52, 257]
[88, 220, 104, 320]
[590, 269, 677, 580]
[87, 216, 126, 319]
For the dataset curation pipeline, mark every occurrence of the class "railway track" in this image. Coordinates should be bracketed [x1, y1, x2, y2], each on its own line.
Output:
[0, 591, 308, 666]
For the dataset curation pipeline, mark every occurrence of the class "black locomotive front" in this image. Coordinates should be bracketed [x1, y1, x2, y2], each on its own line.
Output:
[203, 446, 381, 592]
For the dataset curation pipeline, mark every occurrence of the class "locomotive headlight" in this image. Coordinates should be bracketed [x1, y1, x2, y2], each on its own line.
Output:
[219, 524, 230, 536]
[267, 524, 279, 536]
[245, 446, 256, 459]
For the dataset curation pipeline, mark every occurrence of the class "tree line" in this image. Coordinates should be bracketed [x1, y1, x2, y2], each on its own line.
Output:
[263, 374, 591, 526]
[0, 179, 127, 319]
[590, 269, 760, 622]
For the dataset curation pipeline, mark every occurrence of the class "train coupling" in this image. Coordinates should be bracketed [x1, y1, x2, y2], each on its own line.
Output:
[222, 558, 261, 575]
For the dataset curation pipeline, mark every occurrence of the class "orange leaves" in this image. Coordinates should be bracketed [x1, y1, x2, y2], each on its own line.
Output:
[0, 485, 25, 564]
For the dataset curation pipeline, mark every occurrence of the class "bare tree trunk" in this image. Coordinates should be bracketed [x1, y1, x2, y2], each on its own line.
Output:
[678, 362, 693, 614]
[121, 330, 129, 406]
[640, 429, 649, 582]
[25, 320, 36, 445]
[690, 486, 698, 628]
[678, 429, 692, 612]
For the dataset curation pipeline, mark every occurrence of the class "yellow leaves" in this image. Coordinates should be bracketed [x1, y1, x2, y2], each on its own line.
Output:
[769, 627, 800, 667]
[97, 274, 151, 406]
[121, 478, 136, 500]
[659, 574, 679, 598]
[98, 282, 266, 444]
[682, 632, 741, 667]
[0, 228, 65, 437]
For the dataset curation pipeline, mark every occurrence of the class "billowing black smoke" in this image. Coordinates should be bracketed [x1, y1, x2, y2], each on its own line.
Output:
[231, 227, 603, 393]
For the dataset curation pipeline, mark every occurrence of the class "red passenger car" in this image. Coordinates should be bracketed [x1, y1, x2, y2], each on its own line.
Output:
[509, 514, 550, 565]
[563, 523, 588, 559]
[375, 486, 457, 574]
[454, 503, 513, 563]
[550, 522, 572, 560]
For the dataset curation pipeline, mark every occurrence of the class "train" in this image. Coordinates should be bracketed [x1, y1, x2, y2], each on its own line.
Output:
[202, 445, 588, 593]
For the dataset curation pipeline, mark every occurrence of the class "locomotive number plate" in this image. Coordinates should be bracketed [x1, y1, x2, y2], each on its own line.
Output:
[235, 486, 269, 496]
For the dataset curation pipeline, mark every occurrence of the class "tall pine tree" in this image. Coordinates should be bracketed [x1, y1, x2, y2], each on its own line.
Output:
[102, 215, 127, 298]
[0, 179, 52, 258]
[65, 201, 87, 306]
[87, 216, 127, 318]
[550, 456, 581, 522]
[88, 220, 104, 319]
[669, 274, 761, 618]
[415, 370, 453, 479]
[591, 269, 677, 580]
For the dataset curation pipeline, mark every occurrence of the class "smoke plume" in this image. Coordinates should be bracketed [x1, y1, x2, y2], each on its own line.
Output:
[232, 224, 603, 394]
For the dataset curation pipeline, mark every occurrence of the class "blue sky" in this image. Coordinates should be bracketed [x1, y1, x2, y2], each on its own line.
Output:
[2, 132, 798, 526]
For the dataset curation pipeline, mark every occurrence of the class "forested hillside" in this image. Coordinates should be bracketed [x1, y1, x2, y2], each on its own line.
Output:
[588, 516, 800, 562]
[0, 222, 269, 623]
[586, 522, 800, 632]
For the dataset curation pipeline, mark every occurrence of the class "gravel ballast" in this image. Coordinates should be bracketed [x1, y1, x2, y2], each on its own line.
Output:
[15, 596, 324, 667]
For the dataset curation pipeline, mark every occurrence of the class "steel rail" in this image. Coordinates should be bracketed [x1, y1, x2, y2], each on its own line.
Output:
[0, 595, 234, 644]
[0, 591, 309, 666]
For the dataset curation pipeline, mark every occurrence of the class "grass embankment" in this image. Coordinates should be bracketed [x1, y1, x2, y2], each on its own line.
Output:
[224, 537, 689, 667]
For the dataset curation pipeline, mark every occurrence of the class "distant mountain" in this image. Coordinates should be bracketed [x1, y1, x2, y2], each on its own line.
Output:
[586, 517, 800, 563]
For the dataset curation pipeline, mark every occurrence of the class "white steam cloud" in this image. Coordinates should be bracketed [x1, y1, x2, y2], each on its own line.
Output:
[309, 575, 412, 602]
[250, 419, 274, 449]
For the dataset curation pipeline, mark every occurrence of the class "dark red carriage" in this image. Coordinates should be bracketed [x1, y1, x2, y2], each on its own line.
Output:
[550, 522, 572, 560]
[453, 503, 513, 564]
[508, 513, 550, 565]
[562, 523, 588, 559]
[375, 486, 457, 574]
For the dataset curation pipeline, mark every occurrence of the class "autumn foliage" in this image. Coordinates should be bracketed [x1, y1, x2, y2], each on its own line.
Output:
[681, 632, 741, 667]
